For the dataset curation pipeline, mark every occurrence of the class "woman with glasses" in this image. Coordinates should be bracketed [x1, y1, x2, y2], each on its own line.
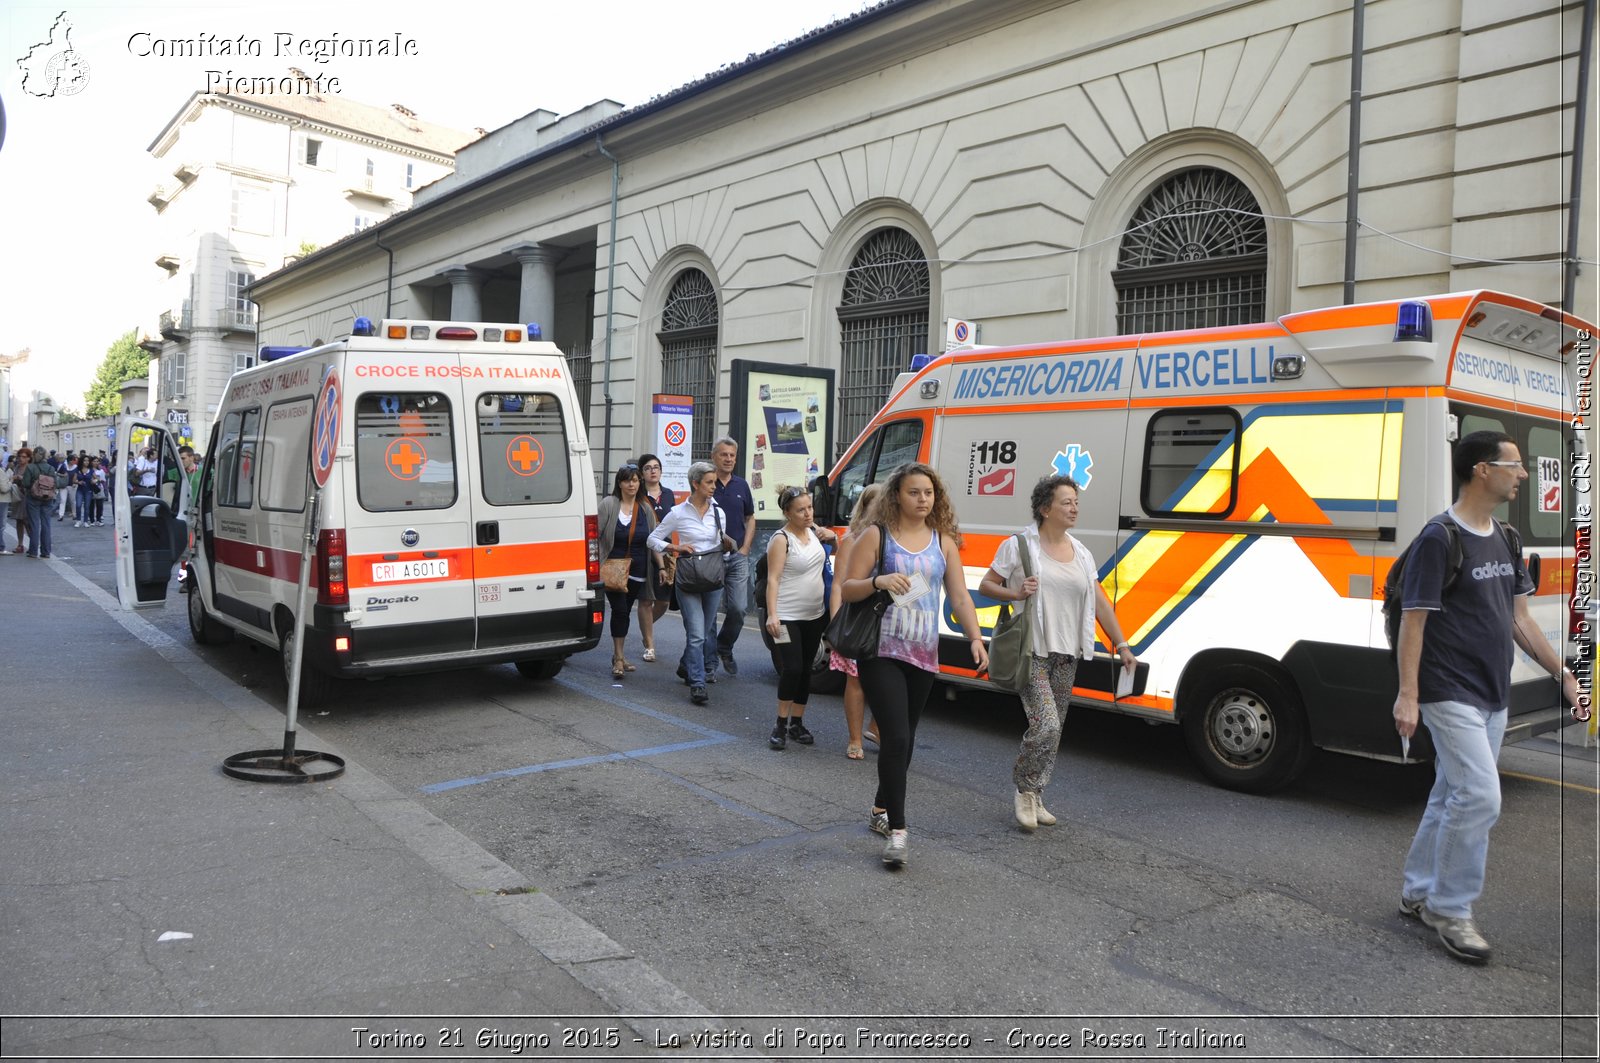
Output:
[762, 485, 837, 749]
[636, 453, 676, 661]
[647, 461, 734, 705]
[597, 464, 657, 680]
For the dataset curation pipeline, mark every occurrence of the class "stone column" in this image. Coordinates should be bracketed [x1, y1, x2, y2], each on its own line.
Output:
[437, 265, 487, 321]
[506, 243, 560, 340]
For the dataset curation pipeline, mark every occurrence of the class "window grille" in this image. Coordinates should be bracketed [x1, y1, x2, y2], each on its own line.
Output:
[657, 268, 719, 458]
[560, 342, 592, 431]
[837, 228, 930, 453]
[1114, 168, 1267, 334]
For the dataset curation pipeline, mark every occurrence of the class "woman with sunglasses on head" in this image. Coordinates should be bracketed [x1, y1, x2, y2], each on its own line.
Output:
[839, 462, 988, 869]
[762, 485, 838, 750]
[635, 454, 675, 661]
[647, 461, 735, 705]
[597, 464, 658, 680]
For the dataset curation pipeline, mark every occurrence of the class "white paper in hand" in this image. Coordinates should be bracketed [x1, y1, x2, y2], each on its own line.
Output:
[1115, 666, 1134, 699]
[890, 570, 930, 606]
[771, 624, 791, 644]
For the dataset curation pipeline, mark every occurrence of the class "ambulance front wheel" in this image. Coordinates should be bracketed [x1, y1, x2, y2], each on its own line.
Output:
[515, 658, 565, 680]
[1181, 664, 1311, 794]
[186, 583, 232, 646]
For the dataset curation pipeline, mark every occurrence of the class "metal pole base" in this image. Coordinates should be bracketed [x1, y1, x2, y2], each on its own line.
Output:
[223, 748, 345, 784]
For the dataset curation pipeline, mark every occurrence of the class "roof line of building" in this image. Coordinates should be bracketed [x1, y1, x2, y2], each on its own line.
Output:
[258, 0, 925, 285]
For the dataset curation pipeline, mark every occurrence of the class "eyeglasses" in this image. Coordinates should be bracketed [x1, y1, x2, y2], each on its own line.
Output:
[641, 463, 661, 471]
[1480, 460, 1528, 470]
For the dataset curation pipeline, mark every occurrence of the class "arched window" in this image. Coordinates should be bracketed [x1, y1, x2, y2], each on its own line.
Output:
[1114, 167, 1267, 334]
[657, 268, 719, 458]
[836, 228, 930, 452]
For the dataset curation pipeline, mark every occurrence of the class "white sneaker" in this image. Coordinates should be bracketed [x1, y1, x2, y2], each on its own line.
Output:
[1034, 797, 1057, 826]
[881, 829, 908, 867]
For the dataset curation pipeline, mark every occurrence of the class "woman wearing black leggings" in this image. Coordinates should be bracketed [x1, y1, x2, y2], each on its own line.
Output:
[762, 486, 836, 749]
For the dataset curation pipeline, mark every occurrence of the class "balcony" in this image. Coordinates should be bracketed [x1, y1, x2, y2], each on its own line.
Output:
[345, 177, 396, 205]
[148, 185, 172, 211]
[217, 308, 256, 332]
[159, 305, 191, 335]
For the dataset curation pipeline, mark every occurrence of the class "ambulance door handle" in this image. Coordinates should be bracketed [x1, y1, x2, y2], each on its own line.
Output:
[476, 521, 500, 546]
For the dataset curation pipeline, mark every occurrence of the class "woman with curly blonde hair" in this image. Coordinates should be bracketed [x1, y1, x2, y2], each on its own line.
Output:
[839, 462, 988, 869]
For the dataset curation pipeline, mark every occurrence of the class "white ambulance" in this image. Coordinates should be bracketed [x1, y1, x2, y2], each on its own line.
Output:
[116, 318, 605, 705]
[813, 291, 1592, 792]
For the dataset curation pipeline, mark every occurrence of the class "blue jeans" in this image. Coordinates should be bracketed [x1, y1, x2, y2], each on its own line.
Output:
[77, 485, 94, 519]
[676, 587, 723, 686]
[1401, 700, 1506, 919]
[26, 497, 52, 557]
[716, 551, 751, 659]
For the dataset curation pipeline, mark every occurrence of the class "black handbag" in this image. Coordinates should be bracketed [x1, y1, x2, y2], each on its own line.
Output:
[823, 524, 890, 661]
[674, 506, 726, 594]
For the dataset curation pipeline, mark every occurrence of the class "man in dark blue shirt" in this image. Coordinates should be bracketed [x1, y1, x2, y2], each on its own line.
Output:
[711, 436, 756, 675]
[1394, 430, 1580, 965]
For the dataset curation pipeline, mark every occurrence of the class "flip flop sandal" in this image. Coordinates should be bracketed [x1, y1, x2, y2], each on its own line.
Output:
[846, 744, 865, 760]
[623, 661, 637, 672]
[642, 648, 657, 662]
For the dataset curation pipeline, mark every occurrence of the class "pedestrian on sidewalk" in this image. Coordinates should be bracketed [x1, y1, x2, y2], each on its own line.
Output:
[710, 436, 755, 679]
[0, 455, 13, 546]
[88, 457, 107, 525]
[978, 475, 1136, 833]
[762, 485, 837, 750]
[828, 482, 884, 760]
[839, 462, 988, 869]
[21, 447, 57, 559]
[9, 448, 32, 553]
[72, 455, 94, 527]
[1393, 430, 1582, 965]
[648, 461, 735, 706]
[636, 453, 676, 662]
[597, 463, 657, 680]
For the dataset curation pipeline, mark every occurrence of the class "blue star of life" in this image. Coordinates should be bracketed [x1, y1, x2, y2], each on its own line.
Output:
[1052, 445, 1093, 488]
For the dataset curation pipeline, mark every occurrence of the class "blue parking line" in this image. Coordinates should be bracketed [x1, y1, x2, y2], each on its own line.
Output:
[421, 736, 732, 794]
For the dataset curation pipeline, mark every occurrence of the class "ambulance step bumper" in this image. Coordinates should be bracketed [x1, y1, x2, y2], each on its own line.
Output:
[1503, 706, 1569, 745]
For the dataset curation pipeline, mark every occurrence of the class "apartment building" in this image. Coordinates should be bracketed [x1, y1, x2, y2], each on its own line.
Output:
[142, 80, 478, 442]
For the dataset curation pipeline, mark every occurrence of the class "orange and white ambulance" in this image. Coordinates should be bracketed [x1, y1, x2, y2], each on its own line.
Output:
[813, 291, 1591, 791]
[116, 318, 604, 705]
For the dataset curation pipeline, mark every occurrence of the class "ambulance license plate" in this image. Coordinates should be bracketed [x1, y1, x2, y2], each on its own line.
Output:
[372, 559, 449, 582]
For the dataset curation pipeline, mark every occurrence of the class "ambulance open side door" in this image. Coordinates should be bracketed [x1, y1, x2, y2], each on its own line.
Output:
[114, 417, 191, 609]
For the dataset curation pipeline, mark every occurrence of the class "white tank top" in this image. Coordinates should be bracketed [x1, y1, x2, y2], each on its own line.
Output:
[774, 528, 826, 621]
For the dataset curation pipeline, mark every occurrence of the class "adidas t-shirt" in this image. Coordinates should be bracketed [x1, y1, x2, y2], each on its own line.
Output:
[1399, 510, 1534, 713]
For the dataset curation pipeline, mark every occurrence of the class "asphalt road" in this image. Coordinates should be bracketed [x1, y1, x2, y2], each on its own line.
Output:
[34, 517, 1600, 1059]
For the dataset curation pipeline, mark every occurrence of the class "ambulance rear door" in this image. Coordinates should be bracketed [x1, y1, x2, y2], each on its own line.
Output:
[344, 352, 478, 661]
[459, 352, 592, 652]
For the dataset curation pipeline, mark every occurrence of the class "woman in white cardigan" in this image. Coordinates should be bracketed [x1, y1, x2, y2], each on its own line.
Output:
[647, 461, 735, 705]
[978, 475, 1137, 833]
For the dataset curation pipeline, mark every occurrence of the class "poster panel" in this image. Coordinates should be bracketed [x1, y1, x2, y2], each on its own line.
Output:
[730, 361, 834, 524]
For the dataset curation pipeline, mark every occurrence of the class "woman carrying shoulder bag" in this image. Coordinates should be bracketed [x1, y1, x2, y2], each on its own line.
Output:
[978, 475, 1136, 833]
[597, 464, 657, 680]
[762, 485, 837, 750]
[647, 461, 734, 706]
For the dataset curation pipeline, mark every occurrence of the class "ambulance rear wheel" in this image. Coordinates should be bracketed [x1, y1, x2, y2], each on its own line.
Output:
[279, 622, 333, 709]
[515, 658, 564, 680]
[1181, 665, 1310, 794]
[186, 584, 232, 646]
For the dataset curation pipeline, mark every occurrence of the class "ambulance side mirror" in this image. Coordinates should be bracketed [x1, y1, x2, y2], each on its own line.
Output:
[809, 475, 835, 525]
[1526, 552, 1541, 594]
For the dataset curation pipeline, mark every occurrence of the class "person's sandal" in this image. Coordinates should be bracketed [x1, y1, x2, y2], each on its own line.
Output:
[642, 648, 656, 662]
[846, 743, 865, 760]
[612, 657, 626, 680]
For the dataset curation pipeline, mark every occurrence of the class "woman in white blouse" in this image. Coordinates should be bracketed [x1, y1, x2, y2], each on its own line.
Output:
[647, 461, 734, 705]
[979, 475, 1137, 833]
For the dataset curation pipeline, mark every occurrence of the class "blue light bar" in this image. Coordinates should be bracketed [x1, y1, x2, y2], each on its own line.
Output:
[352, 316, 377, 337]
[526, 322, 543, 341]
[909, 353, 932, 371]
[259, 345, 310, 362]
[1395, 301, 1432, 342]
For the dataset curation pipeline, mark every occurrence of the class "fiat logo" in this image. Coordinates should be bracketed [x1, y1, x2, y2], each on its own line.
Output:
[401, 529, 420, 547]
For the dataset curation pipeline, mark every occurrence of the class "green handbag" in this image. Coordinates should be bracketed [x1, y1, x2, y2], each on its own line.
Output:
[987, 533, 1033, 692]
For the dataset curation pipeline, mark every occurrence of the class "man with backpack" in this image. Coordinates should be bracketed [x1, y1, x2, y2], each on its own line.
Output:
[20, 448, 58, 559]
[1393, 430, 1580, 965]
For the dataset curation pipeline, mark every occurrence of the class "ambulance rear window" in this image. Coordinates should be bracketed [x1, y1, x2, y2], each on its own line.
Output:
[355, 392, 457, 511]
[1142, 408, 1240, 516]
[477, 393, 571, 505]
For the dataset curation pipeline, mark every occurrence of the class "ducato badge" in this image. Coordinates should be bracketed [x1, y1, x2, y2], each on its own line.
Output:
[401, 528, 420, 547]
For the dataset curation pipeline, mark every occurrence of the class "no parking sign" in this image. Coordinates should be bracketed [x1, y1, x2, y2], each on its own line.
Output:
[312, 367, 340, 489]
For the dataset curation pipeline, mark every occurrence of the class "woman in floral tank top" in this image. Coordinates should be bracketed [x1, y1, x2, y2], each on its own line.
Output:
[838, 462, 988, 869]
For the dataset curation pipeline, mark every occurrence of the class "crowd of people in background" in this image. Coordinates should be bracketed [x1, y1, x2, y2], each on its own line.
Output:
[0, 441, 194, 555]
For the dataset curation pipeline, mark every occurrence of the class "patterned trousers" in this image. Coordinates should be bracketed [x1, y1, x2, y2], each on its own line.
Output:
[1014, 653, 1078, 794]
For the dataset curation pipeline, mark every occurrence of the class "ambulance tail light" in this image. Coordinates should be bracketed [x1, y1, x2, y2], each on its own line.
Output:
[1395, 301, 1433, 342]
[318, 528, 349, 607]
[584, 515, 601, 584]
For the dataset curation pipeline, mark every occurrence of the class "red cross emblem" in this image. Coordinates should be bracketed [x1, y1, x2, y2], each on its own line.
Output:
[386, 437, 426, 480]
[506, 435, 544, 477]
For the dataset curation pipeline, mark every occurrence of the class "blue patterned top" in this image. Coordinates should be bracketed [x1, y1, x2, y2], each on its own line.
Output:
[879, 529, 945, 672]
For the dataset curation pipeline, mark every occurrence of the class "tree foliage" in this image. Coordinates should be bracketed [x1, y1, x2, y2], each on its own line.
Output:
[84, 330, 150, 417]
